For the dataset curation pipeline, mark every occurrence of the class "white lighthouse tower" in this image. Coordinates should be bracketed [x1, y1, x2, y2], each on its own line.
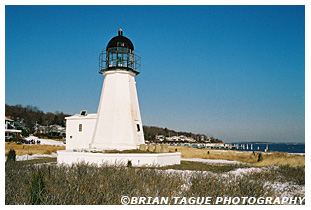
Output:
[89, 28, 145, 150]
[58, 28, 180, 167]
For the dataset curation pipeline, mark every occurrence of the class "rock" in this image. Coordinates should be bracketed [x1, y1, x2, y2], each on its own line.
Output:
[155, 145, 161, 153]
[139, 144, 146, 151]
[161, 144, 169, 153]
[148, 144, 154, 152]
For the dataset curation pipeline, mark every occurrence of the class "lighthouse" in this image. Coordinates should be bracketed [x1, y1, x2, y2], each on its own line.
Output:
[58, 28, 181, 166]
[89, 28, 145, 150]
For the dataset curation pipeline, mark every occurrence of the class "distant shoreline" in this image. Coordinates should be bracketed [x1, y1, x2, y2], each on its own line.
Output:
[170, 142, 305, 154]
[228, 141, 305, 144]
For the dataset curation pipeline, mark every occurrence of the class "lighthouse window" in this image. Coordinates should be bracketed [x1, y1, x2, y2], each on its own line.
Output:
[79, 124, 82, 132]
[136, 124, 140, 132]
[118, 56, 122, 66]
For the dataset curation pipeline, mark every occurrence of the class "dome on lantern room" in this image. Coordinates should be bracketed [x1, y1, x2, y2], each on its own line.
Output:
[99, 28, 141, 75]
[106, 28, 134, 51]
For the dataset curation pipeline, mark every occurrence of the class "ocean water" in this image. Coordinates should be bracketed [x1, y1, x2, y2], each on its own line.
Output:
[230, 142, 305, 154]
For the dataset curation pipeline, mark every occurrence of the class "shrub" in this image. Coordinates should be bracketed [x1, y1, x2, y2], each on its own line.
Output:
[257, 153, 263, 162]
[22, 129, 29, 137]
[6, 149, 16, 163]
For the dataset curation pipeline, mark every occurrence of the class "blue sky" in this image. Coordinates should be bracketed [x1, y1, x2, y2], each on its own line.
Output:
[5, 5, 305, 143]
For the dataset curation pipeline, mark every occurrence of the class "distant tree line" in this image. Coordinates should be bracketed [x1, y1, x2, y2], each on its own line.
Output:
[5, 104, 69, 133]
[5, 104, 223, 143]
[143, 126, 223, 143]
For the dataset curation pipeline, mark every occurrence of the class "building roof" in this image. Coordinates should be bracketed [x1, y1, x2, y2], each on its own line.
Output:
[5, 129, 22, 133]
[65, 113, 98, 120]
[5, 116, 14, 121]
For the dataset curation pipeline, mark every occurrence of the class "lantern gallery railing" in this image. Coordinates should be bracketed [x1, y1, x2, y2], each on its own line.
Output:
[99, 47, 141, 74]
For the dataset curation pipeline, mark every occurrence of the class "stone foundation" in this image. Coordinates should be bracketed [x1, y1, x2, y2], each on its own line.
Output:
[57, 150, 181, 167]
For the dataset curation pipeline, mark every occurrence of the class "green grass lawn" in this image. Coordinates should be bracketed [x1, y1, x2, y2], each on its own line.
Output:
[17, 157, 57, 165]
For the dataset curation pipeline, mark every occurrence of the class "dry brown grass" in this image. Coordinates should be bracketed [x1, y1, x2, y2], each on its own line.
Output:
[169, 146, 258, 163]
[37, 136, 63, 141]
[253, 152, 305, 167]
[5, 142, 304, 168]
[6, 161, 304, 204]
[5, 142, 66, 156]
[169, 146, 305, 167]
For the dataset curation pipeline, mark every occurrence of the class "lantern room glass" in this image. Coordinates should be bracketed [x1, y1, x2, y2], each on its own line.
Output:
[99, 46, 141, 75]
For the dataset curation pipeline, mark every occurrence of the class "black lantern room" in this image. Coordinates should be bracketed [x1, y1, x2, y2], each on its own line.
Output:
[99, 28, 141, 75]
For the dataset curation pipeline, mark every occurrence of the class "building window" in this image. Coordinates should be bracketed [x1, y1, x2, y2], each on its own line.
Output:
[79, 124, 82, 132]
[137, 124, 140, 132]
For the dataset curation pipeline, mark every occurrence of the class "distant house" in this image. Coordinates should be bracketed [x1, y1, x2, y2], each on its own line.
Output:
[200, 135, 205, 142]
[179, 135, 186, 142]
[36, 125, 49, 134]
[5, 116, 22, 139]
[187, 137, 196, 143]
[155, 135, 165, 141]
[205, 138, 212, 143]
[48, 124, 66, 136]
[169, 136, 178, 142]
[36, 124, 66, 137]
